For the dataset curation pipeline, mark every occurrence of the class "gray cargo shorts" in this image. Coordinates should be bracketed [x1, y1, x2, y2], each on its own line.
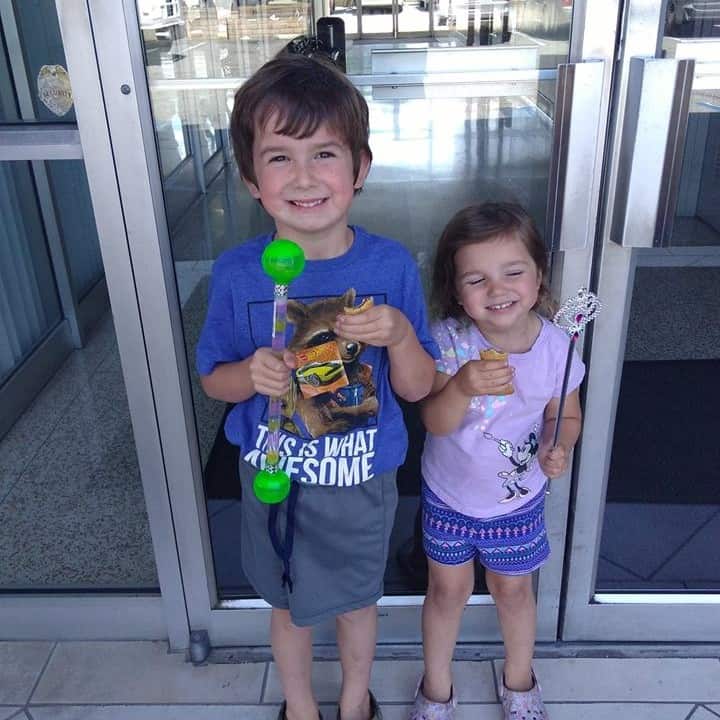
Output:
[238, 460, 399, 627]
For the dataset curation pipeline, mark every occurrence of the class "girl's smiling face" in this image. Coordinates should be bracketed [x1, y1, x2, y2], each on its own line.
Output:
[454, 234, 542, 343]
[243, 116, 370, 257]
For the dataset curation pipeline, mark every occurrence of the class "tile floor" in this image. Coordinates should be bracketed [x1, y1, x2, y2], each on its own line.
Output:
[1, 641, 719, 719]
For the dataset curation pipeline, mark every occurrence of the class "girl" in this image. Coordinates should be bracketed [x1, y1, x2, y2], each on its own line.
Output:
[409, 203, 584, 720]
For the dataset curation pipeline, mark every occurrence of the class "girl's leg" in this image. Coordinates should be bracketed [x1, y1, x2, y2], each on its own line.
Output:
[335, 603, 376, 720]
[271, 607, 319, 720]
[421, 558, 474, 702]
[485, 570, 536, 692]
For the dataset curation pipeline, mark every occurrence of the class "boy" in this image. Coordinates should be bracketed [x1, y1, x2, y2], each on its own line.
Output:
[196, 54, 438, 720]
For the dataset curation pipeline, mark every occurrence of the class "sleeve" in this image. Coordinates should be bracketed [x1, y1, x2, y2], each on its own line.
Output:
[401, 258, 440, 362]
[552, 334, 586, 398]
[432, 320, 460, 376]
[195, 260, 242, 377]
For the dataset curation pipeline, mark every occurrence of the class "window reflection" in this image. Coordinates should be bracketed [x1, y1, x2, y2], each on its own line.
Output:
[137, 0, 569, 600]
[665, 1, 720, 38]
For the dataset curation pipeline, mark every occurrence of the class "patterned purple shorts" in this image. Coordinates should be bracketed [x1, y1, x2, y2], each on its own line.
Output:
[422, 482, 550, 575]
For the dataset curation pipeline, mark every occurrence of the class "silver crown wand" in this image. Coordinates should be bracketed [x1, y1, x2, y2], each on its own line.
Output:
[546, 287, 601, 493]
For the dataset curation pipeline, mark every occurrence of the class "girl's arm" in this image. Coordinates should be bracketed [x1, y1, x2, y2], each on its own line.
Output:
[420, 371, 472, 436]
[538, 389, 583, 478]
[421, 357, 515, 436]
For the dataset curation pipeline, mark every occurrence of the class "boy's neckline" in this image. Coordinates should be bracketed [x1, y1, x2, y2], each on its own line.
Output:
[267, 226, 361, 268]
[272, 225, 355, 261]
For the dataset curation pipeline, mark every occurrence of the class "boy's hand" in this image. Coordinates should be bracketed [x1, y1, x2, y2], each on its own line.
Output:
[335, 305, 410, 348]
[248, 347, 296, 397]
[454, 358, 514, 398]
[539, 443, 569, 479]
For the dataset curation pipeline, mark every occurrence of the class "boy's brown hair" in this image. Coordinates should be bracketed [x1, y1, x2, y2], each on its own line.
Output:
[230, 54, 372, 189]
[431, 202, 557, 320]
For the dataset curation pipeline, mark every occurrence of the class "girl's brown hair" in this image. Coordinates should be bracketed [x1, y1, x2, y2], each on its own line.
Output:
[230, 54, 372, 189]
[431, 202, 556, 320]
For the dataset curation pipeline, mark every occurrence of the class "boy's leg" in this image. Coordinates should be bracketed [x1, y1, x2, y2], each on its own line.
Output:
[485, 570, 536, 692]
[271, 607, 320, 720]
[421, 557, 474, 703]
[335, 603, 376, 720]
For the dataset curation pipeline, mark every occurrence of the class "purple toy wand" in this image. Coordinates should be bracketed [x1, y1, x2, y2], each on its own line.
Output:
[546, 287, 601, 493]
[253, 239, 305, 505]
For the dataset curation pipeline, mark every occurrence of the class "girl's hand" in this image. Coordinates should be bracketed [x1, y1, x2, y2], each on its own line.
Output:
[335, 305, 410, 348]
[539, 443, 569, 479]
[248, 347, 295, 397]
[453, 358, 514, 398]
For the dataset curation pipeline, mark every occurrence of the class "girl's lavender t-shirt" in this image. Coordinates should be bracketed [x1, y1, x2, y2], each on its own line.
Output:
[421, 315, 585, 519]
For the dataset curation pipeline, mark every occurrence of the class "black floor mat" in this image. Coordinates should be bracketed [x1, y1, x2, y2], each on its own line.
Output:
[606, 359, 720, 504]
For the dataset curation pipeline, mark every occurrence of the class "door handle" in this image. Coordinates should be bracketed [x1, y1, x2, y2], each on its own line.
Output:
[546, 60, 605, 251]
[611, 57, 695, 248]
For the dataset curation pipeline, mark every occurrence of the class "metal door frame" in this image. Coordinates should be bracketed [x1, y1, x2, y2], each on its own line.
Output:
[0, 0, 189, 646]
[71, 0, 622, 649]
[561, 0, 720, 640]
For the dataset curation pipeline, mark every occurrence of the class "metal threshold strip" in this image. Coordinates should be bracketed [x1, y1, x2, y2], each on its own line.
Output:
[594, 593, 720, 605]
[219, 594, 495, 609]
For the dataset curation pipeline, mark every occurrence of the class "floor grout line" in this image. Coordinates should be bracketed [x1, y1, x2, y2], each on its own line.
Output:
[647, 506, 720, 582]
[598, 553, 645, 581]
[25, 642, 57, 709]
[260, 660, 270, 703]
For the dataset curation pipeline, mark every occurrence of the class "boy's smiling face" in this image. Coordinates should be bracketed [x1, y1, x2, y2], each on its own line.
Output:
[244, 116, 370, 258]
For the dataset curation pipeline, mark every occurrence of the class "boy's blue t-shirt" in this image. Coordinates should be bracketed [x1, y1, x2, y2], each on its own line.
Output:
[196, 226, 439, 488]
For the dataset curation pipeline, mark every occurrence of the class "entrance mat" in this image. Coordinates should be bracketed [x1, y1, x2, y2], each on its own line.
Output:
[607, 359, 720, 504]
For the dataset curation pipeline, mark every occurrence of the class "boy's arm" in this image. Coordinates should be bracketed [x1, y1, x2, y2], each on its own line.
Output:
[335, 306, 434, 401]
[200, 358, 255, 403]
[200, 348, 294, 403]
[386, 320, 436, 401]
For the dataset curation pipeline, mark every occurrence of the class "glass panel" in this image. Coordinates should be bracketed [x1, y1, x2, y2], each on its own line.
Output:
[0, 159, 159, 592]
[137, 0, 570, 600]
[661, 39, 720, 247]
[665, 0, 720, 38]
[45, 161, 104, 300]
[0, 1, 76, 123]
[0, 161, 61, 383]
[329, 0, 570, 83]
[596, 40, 720, 594]
[339, 1, 401, 37]
[597, 264, 720, 593]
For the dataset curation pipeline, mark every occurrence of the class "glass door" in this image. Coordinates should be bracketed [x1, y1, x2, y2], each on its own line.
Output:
[1, 0, 188, 645]
[80, 0, 619, 646]
[562, 0, 720, 640]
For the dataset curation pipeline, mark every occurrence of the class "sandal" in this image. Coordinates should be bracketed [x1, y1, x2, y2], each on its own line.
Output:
[500, 670, 549, 720]
[407, 677, 456, 720]
[277, 701, 324, 720]
[336, 690, 382, 720]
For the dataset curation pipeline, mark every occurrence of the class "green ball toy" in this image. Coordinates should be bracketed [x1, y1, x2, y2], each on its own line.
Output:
[261, 238, 305, 284]
[253, 468, 291, 505]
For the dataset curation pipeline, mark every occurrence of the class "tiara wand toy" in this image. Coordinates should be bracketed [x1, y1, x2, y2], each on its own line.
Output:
[546, 287, 601, 494]
[253, 238, 305, 505]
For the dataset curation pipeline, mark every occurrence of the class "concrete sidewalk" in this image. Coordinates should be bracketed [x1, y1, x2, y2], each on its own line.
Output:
[2, 641, 720, 719]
